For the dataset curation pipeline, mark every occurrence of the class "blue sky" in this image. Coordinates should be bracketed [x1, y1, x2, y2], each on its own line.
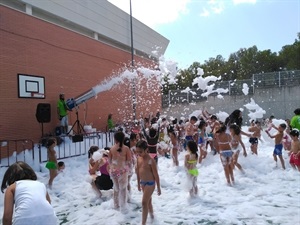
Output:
[109, 0, 299, 69]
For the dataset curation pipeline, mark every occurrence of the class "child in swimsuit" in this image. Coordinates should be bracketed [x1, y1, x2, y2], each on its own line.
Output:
[198, 120, 208, 164]
[289, 129, 300, 172]
[108, 132, 132, 211]
[168, 130, 179, 166]
[184, 140, 199, 197]
[266, 123, 287, 169]
[229, 124, 247, 173]
[248, 121, 261, 155]
[136, 140, 161, 225]
[184, 116, 198, 150]
[124, 133, 138, 201]
[216, 125, 234, 186]
[45, 138, 58, 189]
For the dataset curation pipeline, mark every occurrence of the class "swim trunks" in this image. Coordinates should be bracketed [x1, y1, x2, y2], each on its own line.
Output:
[249, 137, 258, 145]
[45, 161, 57, 170]
[273, 144, 283, 156]
[289, 153, 300, 166]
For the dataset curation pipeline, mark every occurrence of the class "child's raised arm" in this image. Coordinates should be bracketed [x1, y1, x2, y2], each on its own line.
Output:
[266, 130, 276, 139]
[151, 158, 161, 196]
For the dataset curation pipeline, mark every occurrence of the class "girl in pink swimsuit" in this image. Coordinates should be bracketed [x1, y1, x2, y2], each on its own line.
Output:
[108, 131, 132, 211]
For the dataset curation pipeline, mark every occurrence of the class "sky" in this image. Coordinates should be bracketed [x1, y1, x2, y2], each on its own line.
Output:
[108, 0, 300, 69]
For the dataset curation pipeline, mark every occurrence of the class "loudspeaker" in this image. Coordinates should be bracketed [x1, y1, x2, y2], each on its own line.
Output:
[72, 134, 83, 143]
[36, 103, 51, 123]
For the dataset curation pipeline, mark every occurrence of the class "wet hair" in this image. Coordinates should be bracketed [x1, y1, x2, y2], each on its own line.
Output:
[186, 140, 198, 159]
[190, 116, 198, 122]
[229, 124, 241, 135]
[279, 123, 287, 130]
[144, 117, 149, 124]
[290, 129, 300, 137]
[58, 161, 65, 168]
[211, 115, 217, 120]
[149, 128, 157, 138]
[1, 161, 37, 193]
[225, 109, 242, 128]
[255, 121, 261, 125]
[151, 117, 157, 125]
[168, 129, 176, 138]
[136, 140, 148, 151]
[46, 137, 56, 148]
[114, 131, 125, 153]
[130, 133, 137, 141]
[124, 137, 130, 148]
[216, 125, 227, 133]
[179, 119, 183, 125]
[172, 118, 178, 125]
[269, 115, 275, 120]
[198, 120, 206, 130]
[88, 146, 99, 158]
[103, 147, 110, 156]
[167, 125, 175, 133]
[162, 118, 166, 122]
[294, 108, 300, 115]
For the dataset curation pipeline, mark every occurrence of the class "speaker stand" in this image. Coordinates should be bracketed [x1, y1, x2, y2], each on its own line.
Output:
[67, 109, 86, 136]
[41, 122, 44, 137]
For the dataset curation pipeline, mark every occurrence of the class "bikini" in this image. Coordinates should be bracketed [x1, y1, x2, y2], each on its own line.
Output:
[109, 155, 128, 178]
[139, 159, 155, 186]
[231, 136, 240, 153]
[187, 159, 199, 176]
[140, 181, 155, 186]
[218, 134, 233, 165]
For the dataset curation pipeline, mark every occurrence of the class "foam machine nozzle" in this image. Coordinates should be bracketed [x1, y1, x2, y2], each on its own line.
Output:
[66, 88, 96, 110]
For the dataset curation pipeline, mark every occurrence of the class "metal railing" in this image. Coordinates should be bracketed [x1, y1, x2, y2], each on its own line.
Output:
[162, 70, 300, 108]
[0, 132, 115, 168]
[0, 139, 35, 167]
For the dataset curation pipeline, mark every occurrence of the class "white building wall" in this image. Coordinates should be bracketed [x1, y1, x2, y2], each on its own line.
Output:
[18, 0, 169, 58]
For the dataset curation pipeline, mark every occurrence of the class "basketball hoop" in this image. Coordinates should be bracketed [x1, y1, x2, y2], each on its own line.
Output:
[31, 92, 45, 98]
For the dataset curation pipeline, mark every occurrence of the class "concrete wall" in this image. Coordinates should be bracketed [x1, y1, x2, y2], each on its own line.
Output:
[162, 86, 300, 123]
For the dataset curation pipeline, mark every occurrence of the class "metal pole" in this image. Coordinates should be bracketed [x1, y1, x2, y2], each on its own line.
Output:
[130, 0, 136, 121]
[130, 0, 134, 67]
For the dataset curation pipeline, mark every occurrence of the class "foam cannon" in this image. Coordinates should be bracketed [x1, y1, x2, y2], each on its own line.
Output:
[66, 88, 96, 110]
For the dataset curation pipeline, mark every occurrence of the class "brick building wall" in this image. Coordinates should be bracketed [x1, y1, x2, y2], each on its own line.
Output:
[0, 6, 161, 143]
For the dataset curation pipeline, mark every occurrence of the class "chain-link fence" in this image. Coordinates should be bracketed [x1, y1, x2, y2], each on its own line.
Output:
[162, 70, 300, 108]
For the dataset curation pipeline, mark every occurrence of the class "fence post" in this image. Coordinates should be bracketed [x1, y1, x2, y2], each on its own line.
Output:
[168, 89, 171, 106]
[279, 71, 281, 87]
[252, 74, 255, 94]
[228, 81, 231, 95]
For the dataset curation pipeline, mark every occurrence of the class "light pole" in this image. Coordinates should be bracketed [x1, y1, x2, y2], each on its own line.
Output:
[130, 0, 136, 121]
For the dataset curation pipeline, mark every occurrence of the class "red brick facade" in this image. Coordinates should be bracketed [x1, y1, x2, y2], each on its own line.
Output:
[0, 6, 161, 142]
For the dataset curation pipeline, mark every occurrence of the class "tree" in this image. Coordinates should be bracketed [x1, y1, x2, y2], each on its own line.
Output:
[278, 33, 300, 70]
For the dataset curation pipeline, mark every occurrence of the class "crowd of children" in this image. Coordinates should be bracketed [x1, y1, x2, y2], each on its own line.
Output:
[2, 108, 300, 225]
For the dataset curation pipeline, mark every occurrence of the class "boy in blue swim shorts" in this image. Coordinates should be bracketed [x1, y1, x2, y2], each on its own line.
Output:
[266, 123, 287, 169]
